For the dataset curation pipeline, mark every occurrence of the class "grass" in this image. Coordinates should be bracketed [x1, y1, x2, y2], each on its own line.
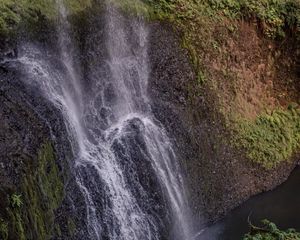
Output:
[234, 105, 300, 169]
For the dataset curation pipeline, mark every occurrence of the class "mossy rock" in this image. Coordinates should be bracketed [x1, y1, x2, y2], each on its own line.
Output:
[234, 107, 300, 169]
[0, 142, 65, 240]
[0, 0, 92, 39]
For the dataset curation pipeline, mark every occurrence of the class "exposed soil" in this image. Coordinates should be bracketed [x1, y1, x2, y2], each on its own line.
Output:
[204, 20, 300, 120]
[147, 20, 300, 227]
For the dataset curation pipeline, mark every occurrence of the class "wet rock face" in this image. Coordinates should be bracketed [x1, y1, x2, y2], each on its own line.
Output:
[0, 8, 173, 240]
[147, 21, 297, 227]
[0, 12, 240, 239]
[0, 4, 297, 239]
[0, 65, 47, 187]
[0, 63, 89, 240]
[70, 9, 173, 239]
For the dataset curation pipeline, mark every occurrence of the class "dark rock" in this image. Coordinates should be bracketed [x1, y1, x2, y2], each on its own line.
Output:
[147, 21, 298, 229]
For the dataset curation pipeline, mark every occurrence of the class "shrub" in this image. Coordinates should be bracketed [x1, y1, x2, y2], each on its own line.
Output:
[0, 0, 92, 37]
[143, 0, 300, 38]
[207, 0, 300, 38]
[243, 219, 300, 240]
[234, 106, 300, 169]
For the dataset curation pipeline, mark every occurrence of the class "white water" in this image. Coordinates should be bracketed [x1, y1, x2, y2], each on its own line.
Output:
[14, 1, 191, 239]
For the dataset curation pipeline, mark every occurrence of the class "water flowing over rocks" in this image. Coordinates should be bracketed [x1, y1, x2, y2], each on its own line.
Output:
[1, 2, 191, 240]
[0, 1, 298, 240]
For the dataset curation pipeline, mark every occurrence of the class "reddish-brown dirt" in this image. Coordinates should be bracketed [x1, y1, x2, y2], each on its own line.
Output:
[202, 20, 299, 121]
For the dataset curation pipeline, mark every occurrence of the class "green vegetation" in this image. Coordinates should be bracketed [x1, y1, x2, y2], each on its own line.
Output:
[10, 193, 23, 208]
[243, 219, 300, 240]
[65, 0, 92, 13]
[207, 0, 300, 38]
[0, 218, 8, 240]
[140, 0, 300, 168]
[0, 142, 65, 240]
[0, 0, 56, 36]
[7, 210, 26, 240]
[20, 142, 64, 239]
[110, 0, 151, 17]
[0, 0, 91, 37]
[234, 106, 300, 169]
[143, 0, 300, 37]
[67, 218, 76, 237]
[137, 0, 299, 93]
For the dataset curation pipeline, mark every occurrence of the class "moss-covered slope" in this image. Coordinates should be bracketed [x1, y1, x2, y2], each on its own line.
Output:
[0, 0, 92, 40]
[0, 60, 82, 239]
[145, 0, 300, 225]
[141, 0, 300, 169]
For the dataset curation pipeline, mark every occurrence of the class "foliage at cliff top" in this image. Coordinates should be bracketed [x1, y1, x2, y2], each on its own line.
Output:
[143, 0, 300, 38]
[243, 219, 300, 240]
[0, 0, 91, 37]
[140, 0, 300, 169]
[110, 0, 150, 17]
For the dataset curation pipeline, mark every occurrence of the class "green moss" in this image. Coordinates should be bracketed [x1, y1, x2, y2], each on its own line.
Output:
[64, 0, 92, 14]
[143, 0, 300, 38]
[243, 219, 300, 240]
[10, 193, 23, 208]
[108, 0, 154, 18]
[233, 106, 300, 169]
[0, 218, 8, 240]
[37, 142, 64, 210]
[207, 0, 300, 39]
[140, 0, 299, 169]
[197, 70, 207, 86]
[54, 224, 62, 237]
[0, 142, 64, 240]
[67, 218, 76, 237]
[0, 0, 93, 37]
[0, 0, 57, 39]
[20, 142, 64, 239]
[7, 209, 26, 240]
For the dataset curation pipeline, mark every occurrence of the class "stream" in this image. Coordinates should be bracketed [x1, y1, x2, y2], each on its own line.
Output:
[201, 167, 300, 240]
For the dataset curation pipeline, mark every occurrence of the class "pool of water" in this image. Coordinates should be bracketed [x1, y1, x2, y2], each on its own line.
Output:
[200, 166, 300, 240]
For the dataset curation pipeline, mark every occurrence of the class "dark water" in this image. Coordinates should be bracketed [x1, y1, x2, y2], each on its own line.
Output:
[200, 166, 300, 240]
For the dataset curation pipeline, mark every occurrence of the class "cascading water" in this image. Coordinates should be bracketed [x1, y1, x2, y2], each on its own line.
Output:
[10, 1, 191, 239]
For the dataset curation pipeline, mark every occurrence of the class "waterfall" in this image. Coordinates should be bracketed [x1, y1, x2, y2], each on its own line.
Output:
[12, 1, 191, 239]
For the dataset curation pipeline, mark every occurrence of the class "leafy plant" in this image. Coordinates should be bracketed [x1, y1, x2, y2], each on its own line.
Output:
[143, 0, 300, 38]
[11, 193, 23, 208]
[243, 219, 300, 240]
[207, 0, 300, 38]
